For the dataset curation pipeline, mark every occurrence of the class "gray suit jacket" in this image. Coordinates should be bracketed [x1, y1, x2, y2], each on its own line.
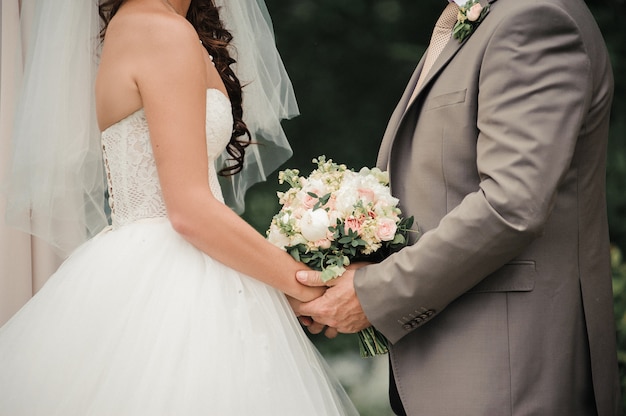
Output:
[354, 0, 621, 414]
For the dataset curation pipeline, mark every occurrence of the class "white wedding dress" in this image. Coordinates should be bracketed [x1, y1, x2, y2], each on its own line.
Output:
[0, 89, 358, 416]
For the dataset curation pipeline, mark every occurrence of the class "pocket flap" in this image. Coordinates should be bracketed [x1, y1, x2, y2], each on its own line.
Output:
[425, 89, 467, 111]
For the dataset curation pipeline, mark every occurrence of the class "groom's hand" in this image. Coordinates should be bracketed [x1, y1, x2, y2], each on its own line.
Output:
[286, 296, 337, 336]
[295, 269, 371, 334]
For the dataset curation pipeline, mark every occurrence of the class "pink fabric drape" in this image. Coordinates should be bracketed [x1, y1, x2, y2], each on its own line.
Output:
[0, 0, 62, 326]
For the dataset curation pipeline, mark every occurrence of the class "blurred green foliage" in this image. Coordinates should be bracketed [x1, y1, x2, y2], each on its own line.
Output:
[243, 0, 433, 232]
[241, 0, 626, 409]
[588, 0, 626, 254]
[612, 246, 626, 413]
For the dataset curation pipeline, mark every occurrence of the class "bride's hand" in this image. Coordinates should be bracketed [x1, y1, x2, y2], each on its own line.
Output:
[293, 284, 325, 303]
[290, 266, 326, 303]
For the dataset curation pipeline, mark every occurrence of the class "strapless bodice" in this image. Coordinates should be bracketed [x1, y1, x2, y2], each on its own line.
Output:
[101, 89, 233, 228]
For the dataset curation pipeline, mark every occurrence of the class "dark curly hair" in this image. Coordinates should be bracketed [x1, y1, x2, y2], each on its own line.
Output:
[99, 0, 251, 176]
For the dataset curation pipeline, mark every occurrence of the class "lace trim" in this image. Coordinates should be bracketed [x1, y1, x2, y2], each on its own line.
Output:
[101, 90, 233, 228]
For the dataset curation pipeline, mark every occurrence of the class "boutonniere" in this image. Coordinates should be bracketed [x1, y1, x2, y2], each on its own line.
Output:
[453, 0, 490, 43]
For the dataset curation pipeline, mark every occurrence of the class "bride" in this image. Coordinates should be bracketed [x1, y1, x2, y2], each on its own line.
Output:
[0, 0, 358, 414]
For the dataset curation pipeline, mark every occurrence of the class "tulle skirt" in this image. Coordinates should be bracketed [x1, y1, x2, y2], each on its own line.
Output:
[0, 219, 358, 416]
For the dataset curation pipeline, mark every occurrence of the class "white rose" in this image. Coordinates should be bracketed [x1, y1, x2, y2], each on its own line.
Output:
[299, 209, 331, 242]
[267, 224, 291, 249]
[334, 187, 360, 214]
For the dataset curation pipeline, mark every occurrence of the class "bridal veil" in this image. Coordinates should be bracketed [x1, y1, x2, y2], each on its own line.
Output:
[4, 0, 297, 257]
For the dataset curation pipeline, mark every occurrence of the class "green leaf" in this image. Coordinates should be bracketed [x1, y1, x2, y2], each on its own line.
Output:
[320, 265, 345, 282]
[318, 193, 331, 206]
[392, 234, 406, 245]
[338, 236, 354, 244]
[288, 247, 300, 262]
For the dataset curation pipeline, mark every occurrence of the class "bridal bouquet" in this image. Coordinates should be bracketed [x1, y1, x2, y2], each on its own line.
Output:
[267, 156, 414, 357]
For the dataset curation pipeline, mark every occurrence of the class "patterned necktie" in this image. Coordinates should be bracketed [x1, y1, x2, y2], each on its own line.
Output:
[409, 3, 459, 103]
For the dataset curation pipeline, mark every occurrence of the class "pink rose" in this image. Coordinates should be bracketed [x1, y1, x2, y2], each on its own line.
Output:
[467, 3, 483, 22]
[302, 190, 320, 209]
[376, 218, 397, 242]
[358, 188, 376, 204]
[315, 238, 332, 250]
[344, 216, 363, 235]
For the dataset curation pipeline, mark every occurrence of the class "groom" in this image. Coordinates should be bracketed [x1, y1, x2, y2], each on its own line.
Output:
[294, 0, 622, 414]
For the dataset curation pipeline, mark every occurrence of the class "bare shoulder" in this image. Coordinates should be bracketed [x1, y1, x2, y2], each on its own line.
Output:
[96, 2, 204, 130]
[103, 3, 200, 62]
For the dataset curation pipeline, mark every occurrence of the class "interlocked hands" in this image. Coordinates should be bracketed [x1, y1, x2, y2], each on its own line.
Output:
[288, 264, 371, 338]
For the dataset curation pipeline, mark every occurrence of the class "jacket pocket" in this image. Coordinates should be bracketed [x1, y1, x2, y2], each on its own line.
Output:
[467, 261, 536, 293]
[425, 89, 467, 111]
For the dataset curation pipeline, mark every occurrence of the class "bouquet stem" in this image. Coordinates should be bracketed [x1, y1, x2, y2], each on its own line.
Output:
[358, 327, 389, 358]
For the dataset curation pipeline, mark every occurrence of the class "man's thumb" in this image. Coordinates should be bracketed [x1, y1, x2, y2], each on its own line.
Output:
[296, 270, 326, 287]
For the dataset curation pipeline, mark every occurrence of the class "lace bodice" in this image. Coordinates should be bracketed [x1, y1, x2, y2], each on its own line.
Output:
[101, 89, 233, 228]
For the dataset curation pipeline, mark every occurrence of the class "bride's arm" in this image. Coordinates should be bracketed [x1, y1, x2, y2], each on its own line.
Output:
[127, 13, 321, 302]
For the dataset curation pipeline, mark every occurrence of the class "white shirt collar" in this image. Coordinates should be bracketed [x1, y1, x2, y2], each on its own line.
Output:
[450, 0, 466, 5]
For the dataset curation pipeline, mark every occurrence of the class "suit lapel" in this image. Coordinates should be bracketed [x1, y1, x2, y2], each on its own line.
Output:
[405, 0, 498, 114]
[377, 39, 465, 169]
[378, 0, 499, 171]
[402, 36, 465, 114]
[376, 56, 427, 169]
